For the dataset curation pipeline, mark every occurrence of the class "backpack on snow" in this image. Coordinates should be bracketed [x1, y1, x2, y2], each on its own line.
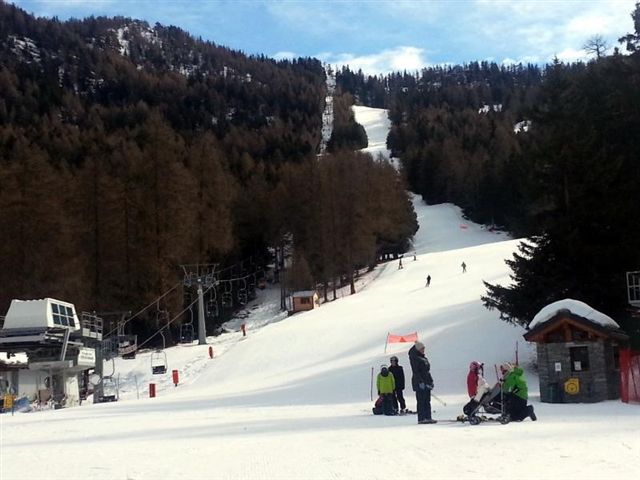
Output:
[372, 396, 384, 415]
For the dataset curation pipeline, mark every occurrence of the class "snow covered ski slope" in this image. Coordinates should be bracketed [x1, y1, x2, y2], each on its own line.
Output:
[1, 108, 639, 480]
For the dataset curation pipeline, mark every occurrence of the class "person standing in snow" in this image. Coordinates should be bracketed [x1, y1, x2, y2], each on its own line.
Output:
[376, 365, 397, 415]
[388, 356, 406, 413]
[398, 258, 404, 270]
[501, 363, 537, 422]
[461, 261, 467, 273]
[408, 341, 437, 424]
[426, 275, 431, 287]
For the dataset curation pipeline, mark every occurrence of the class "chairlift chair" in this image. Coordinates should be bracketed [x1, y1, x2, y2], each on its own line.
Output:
[180, 323, 194, 343]
[237, 289, 248, 305]
[206, 299, 219, 319]
[100, 375, 119, 402]
[179, 309, 195, 344]
[221, 292, 233, 308]
[151, 350, 168, 375]
[237, 277, 248, 305]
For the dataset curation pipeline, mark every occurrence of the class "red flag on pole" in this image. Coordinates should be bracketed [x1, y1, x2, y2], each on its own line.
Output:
[387, 333, 418, 343]
[384, 332, 418, 353]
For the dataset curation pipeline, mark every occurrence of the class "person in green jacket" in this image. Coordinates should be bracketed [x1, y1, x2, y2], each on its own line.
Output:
[501, 363, 537, 422]
[377, 365, 397, 415]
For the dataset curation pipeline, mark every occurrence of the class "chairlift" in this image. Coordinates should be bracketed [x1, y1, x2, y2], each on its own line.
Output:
[221, 292, 233, 308]
[237, 276, 248, 305]
[118, 334, 137, 359]
[206, 299, 219, 319]
[151, 350, 168, 375]
[100, 375, 120, 402]
[237, 289, 248, 305]
[179, 309, 195, 344]
[221, 281, 233, 308]
[180, 323, 194, 343]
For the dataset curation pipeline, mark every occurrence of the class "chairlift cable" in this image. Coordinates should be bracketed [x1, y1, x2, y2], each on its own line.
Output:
[135, 283, 216, 352]
[102, 281, 181, 338]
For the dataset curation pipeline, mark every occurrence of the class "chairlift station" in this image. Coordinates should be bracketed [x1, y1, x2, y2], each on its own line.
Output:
[0, 298, 101, 408]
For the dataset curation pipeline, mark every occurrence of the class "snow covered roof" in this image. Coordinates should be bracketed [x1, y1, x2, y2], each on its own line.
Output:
[529, 299, 619, 329]
[291, 291, 317, 298]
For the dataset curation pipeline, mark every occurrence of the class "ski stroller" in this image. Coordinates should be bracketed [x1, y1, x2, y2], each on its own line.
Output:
[460, 383, 510, 425]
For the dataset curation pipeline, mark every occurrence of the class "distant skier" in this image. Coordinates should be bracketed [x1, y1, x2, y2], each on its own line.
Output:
[413, 252, 417, 261]
[398, 258, 403, 270]
[388, 356, 406, 413]
[408, 341, 437, 424]
[426, 275, 431, 287]
[376, 365, 397, 415]
[241, 323, 246, 337]
[461, 261, 467, 273]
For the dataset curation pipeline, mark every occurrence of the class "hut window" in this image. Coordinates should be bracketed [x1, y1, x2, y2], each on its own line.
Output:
[570, 346, 590, 372]
[300, 297, 311, 305]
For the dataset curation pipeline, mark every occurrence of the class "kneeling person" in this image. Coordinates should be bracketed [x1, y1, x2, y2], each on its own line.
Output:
[377, 365, 397, 415]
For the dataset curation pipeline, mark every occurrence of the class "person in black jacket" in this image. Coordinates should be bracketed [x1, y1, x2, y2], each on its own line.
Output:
[388, 356, 406, 413]
[408, 341, 437, 424]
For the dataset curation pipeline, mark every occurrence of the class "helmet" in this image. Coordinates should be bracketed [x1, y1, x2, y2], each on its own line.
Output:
[500, 362, 513, 374]
[390, 356, 399, 364]
[469, 361, 483, 372]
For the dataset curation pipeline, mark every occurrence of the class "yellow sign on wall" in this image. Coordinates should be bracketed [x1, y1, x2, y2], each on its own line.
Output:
[3, 393, 14, 409]
[564, 378, 580, 395]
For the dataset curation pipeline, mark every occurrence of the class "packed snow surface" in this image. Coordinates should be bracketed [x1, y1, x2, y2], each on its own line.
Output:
[529, 298, 620, 329]
[1, 108, 638, 480]
[352, 105, 401, 169]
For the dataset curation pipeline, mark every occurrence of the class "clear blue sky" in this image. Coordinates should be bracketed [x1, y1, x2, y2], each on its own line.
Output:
[12, 0, 638, 74]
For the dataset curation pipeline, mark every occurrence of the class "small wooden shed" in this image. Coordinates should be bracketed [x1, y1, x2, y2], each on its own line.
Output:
[288, 291, 320, 315]
[524, 299, 629, 403]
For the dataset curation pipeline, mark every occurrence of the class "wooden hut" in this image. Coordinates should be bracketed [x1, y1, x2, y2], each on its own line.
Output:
[524, 299, 629, 403]
[288, 291, 320, 315]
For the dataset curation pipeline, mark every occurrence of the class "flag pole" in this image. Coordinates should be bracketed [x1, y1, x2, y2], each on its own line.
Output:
[384, 332, 389, 354]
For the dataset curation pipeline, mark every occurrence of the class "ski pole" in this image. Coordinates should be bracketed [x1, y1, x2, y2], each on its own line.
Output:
[370, 367, 374, 401]
[431, 393, 447, 406]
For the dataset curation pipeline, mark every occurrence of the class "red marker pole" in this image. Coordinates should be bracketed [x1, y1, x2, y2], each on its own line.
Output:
[172, 369, 179, 387]
[208, 346, 214, 359]
[149, 383, 156, 398]
[241, 323, 246, 337]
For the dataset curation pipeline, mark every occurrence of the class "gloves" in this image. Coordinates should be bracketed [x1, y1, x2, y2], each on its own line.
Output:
[419, 382, 425, 390]
[427, 383, 434, 390]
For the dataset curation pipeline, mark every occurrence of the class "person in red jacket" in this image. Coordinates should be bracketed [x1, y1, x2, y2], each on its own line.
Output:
[467, 361, 484, 398]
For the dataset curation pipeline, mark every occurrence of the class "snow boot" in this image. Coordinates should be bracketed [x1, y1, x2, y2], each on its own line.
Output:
[528, 405, 537, 421]
[418, 419, 437, 424]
